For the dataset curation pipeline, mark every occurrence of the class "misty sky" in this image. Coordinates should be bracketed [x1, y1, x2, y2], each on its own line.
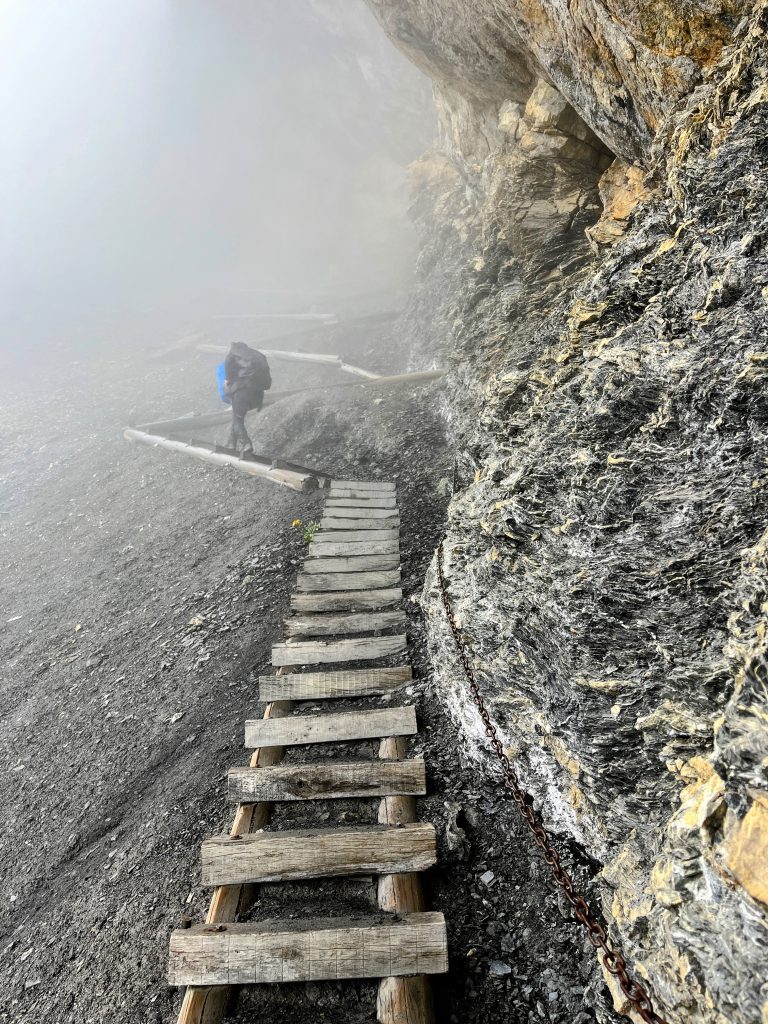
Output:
[0, 0, 433, 348]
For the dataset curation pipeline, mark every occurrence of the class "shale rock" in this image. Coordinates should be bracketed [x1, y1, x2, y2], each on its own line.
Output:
[368, 1, 768, 1021]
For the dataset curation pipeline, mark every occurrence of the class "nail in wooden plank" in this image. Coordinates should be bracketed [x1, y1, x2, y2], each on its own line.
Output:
[245, 705, 416, 747]
[290, 588, 403, 613]
[168, 911, 448, 986]
[272, 634, 406, 666]
[284, 609, 406, 637]
[302, 554, 400, 573]
[258, 665, 412, 701]
[201, 822, 437, 886]
[227, 758, 426, 802]
[297, 570, 401, 592]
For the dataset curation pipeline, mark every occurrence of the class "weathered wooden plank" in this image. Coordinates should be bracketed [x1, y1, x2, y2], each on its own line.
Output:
[302, 554, 400, 574]
[245, 705, 417, 747]
[168, 912, 448, 986]
[320, 517, 400, 531]
[296, 569, 401, 592]
[331, 480, 396, 491]
[326, 496, 397, 509]
[272, 634, 407, 666]
[201, 822, 437, 886]
[308, 540, 400, 558]
[312, 528, 399, 543]
[227, 759, 426, 802]
[284, 609, 406, 637]
[290, 588, 403, 613]
[259, 665, 412, 701]
[320, 506, 400, 521]
[329, 490, 398, 502]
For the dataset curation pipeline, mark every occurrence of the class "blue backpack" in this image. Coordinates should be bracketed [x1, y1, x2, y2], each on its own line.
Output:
[217, 362, 231, 405]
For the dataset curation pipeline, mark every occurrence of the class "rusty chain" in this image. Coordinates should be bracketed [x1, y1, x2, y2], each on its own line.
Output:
[435, 540, 669, 1024]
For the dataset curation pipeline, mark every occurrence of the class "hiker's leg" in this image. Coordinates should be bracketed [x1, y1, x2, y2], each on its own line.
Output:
[229, 394, 250, 451]
[231, 392, 252, 452]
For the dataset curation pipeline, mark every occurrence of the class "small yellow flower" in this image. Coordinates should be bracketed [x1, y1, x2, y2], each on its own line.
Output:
[291, 518, 302, 528]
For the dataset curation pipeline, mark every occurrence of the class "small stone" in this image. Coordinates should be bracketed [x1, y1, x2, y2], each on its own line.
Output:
[489, 960, 512, 977]
[480, 869, 495, 885]
[169, 712, 184, 724]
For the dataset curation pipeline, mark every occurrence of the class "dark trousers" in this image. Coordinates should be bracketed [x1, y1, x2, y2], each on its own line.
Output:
[228, 388, 263, 450]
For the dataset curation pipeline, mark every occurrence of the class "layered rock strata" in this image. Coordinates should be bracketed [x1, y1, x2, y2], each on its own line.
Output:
[366, 1, 768, 1021]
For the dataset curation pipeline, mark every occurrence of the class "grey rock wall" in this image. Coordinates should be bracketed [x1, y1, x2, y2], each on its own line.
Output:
[367, 1, 768, 1021]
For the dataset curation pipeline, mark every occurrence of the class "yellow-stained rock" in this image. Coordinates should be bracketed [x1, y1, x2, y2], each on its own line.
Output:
[587, 160, 653, 248]
[725, 795, 768, 906]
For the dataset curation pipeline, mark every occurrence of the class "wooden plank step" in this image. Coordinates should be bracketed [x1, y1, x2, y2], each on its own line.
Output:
[329, 489, 398, 501]
[331, 480, 396, 492]
[284, 610, 406, 637]
[201, 822, 436, 886]
[312, 528, 399, 543]
[245, 705, 416, 747]
[326, 496, 397, 509]
[272, 635, 407, 666]
[308, 540, 400, 558]
[320, 506, 400, 521]
[227, 759, 426, 802]
[320, 517, 400, 531]
[297, 569, 401, 592]
[291, 588, 403, 613]
[259, 665, 412, 701]
[302, 554, 400, 573]
[168, 911, 448, 986]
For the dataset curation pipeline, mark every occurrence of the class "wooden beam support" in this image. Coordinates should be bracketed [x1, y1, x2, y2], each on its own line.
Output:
[245, 705, 417, 748]
[258, 666, 412, 702]
[169, 912, 448, 987]
[377, 735, 434, 1024]
[124, 430, 316, 491]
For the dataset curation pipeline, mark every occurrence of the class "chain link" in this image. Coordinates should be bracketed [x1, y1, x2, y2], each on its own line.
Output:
[435, 540, 669, 1024]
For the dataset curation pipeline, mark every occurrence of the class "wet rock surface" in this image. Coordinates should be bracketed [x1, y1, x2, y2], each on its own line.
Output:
[369, 2, 768, 1022]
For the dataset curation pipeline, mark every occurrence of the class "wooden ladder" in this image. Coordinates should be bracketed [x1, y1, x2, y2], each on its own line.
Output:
[169, 480, 447, 1023]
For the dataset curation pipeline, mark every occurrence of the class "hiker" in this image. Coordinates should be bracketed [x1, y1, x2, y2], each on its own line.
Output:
[222, 342, 272, 454]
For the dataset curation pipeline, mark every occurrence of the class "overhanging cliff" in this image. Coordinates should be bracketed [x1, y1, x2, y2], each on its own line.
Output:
[365, 2, 768, 1021]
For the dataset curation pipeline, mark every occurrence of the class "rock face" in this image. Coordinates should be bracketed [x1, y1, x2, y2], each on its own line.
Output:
[366, 1, 768, 1022]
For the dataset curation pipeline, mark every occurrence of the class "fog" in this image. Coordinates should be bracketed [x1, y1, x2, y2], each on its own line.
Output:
[0, 0, 433, 351]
